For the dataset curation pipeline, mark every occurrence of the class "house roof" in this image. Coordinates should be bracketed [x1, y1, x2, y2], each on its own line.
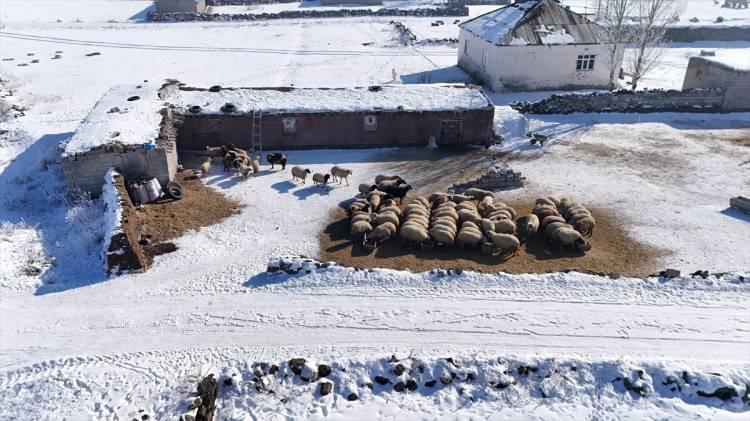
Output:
[459, 0, 602, 46]
[64, 83, 492, 156]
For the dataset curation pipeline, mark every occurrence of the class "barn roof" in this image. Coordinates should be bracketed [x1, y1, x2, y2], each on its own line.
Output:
[459, 0, 602, 46]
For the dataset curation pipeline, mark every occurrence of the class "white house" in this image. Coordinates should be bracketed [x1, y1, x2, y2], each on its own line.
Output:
[458, 0, 623, 91]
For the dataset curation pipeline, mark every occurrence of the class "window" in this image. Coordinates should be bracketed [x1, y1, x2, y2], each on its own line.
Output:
[282, 117, 296, 134]
[364, 115, 377, 131]
[576, 54, 596, 71]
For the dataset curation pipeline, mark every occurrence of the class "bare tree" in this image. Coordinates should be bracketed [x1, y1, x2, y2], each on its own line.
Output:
[596, 0, 634, 90]
[628, 0, 679, 90]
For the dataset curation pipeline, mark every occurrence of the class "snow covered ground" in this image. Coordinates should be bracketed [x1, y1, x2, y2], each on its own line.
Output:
[565, 0, 750, 27]
[1, 1, 749, 419]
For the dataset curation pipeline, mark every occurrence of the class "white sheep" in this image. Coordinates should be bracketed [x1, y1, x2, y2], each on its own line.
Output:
[548, 196, 561, 207]
[457, 226, 483, 249]
[432, 208, 458, 220]
[351, 220, 373, 239]
[375, 211, 400, 227]
[351, 213, 372, 224]
[493, 219, 516, 235]
[455, 201, 477, 212]
[237, 162, 252, 179]
[517, 214, 539, 237]
[485, 232, 521, 257]
[450, 194, 472, 204]
[487, 209, 512, 221]
[573, 215, 596, 237]
[494, 204, 517, 219]
[429, 226, 455, 246]
[428, 192, 449, 203]
[251, 158, 260, 176]
[312, 173, 331, 188]
[541, 215, 566, 230]
[463, 188, 494, 200]
[458, 209, 481, 225]
[330, 166, 353, 185]
[374, 174, 402, 184]
[200, 158, 212, 177]
[399, 224, 429, 245]
[478, 196, 494, 216]
[358, 183, 375, 195]
[366, 221, 397, 245]
[545, 221, 572, 239]
[552, 227, 592, 252]
[379, 205, 402, 217]
[291, 166, 312, 183]
[535, 197, 555, 207]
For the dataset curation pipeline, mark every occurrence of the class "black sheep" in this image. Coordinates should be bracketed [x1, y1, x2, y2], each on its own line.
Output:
[266, 152, 287, 170]
[387, 185, 412, 204]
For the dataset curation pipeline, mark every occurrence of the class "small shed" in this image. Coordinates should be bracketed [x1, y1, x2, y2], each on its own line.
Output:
[682, 55, 750, 111]
[155, 0, 207, 13]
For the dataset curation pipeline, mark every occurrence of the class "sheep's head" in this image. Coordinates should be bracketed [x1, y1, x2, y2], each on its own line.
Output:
[232, 158, 243, 169]
[305, 168, 311, 174]
[404, 185, 413, 192]
[370, 184, 378, 191]
[575, 238, 591, 252]
[346, 169, 353, 176]
[323, 174, 331, 182]
[396, 179, 407, 186]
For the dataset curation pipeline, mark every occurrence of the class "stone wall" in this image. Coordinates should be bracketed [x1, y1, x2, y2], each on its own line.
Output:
[511, 89, 726, 114]
[101, 170, 146, 275]
[664, 25, 750, 42]
[147, 5, 468, 21]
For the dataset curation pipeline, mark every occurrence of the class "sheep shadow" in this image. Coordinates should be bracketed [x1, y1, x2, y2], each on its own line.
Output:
[292, 185, 332, 200]
[205, 171, 235, 186]
[271, 180, 297, 194]
[520, 235, 586, 260]
[216, 175, 249, 190]
[720, 207, 750, 223]
[0, 132, 114, 295]
[243, 271, 305, 289]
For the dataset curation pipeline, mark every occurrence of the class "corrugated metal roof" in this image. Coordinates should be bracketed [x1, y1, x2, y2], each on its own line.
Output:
[460, 0, 602, 46]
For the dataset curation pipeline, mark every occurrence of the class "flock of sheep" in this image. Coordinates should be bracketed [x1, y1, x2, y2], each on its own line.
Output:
[348, 174, 596, 257]
[202, 145, 354, 188]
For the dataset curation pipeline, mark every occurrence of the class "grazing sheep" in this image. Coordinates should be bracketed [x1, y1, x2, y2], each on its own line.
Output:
[432, 208, 458, 220]
[403, 215, 430, 229]
[478, 196, 494, 216]
[458, 208, 481, 225]
[548, 196, 561, 207]
[494, 204, 517, 219]
[413, 196, 430, 209]
[533, 206, 560, 221]
[375, 211, 400, 227]
[348, 200, 370, 216]
[558, 197, 575, 212]
[206, 145, 224, 158]
[428, 192, 449, 204]
[399, 224, 429, 245]
[367, 191, 386, 210]
[352, 213, 372, 224]
[493, 219, 516, 235]
[237, 163, 252, 179]
[541, 215, 566, 230]
[351, 220, 373, 239]
[291, 166, 312, 183]
[480, 218, 494, 234]
[312, 173, 331, 188]
[200, 158, 212, 177]
[516, 214, 539, 238]
[565, 205, 590, 220]
[457, 226, 483, 249]
[366, 221, 397, 245]
[487, 209, 512, 221]
[380, 198, 397, 209]
[545, 221, 572, 239]
[456, 201, 477, 212]
[434, 200, 456, 209]
[379, 205, 402, 217]
[431, 218, 457, 233]
[266, 153, 287, 170]
[485, 232, 521, 257]
[463, 188, 494, 200]
[358, 183, 377, 196]
[573, 215, 596, 237]
[251, 158, 260, 176]
[374, 174, 402, 184]
[388, 185, 412, 203]
[535, 198, 555, 207]
[450, 194, 472, 204]
[429, 226, 455, 246]
[552, 227, 592, 252]
[377, 178, 406, 191]
[330, 166, 353, 186]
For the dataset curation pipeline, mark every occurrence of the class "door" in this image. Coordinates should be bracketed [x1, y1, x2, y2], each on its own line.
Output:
[439, 120, 462, 145]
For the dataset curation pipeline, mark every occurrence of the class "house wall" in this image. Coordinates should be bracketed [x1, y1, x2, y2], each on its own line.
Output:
[62, 143, 178, 197]
[156, 0, 206, 13]
[682, 56, 750, 111]
[319, 0, 382, 5]
[458, 29, 622, 91]
[176, 109, 495, 151]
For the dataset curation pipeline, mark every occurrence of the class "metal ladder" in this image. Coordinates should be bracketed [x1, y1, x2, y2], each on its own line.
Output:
[250, 109, 263, 159]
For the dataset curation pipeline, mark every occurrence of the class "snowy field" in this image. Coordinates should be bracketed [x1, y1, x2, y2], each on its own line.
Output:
[565, 0, 750, 27]
[1, 1, 749, 419]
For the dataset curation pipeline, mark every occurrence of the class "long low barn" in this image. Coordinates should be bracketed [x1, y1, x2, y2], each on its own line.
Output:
[62, 83, 495, 195]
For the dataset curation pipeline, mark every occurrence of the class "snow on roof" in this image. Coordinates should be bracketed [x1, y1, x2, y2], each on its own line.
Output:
[65, 83, 491, 156]
[700, 53, 750, 72]
[64, 84, 165, 157]
[459, 2, 537, 45]
[167, 84, 491, 115]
